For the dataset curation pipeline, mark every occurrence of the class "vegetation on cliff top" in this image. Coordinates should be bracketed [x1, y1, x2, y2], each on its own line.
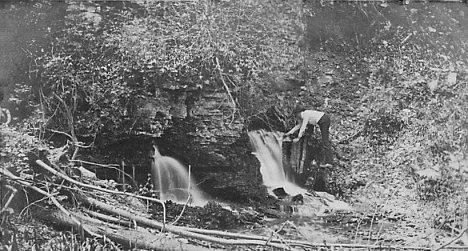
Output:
[1, 0, 468, 250]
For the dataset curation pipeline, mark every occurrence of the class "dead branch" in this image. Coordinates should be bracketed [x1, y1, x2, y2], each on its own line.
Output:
[171, 164, 192, 225]
[266, 220, 291, 248]
[215, 56, 237, 122]
[34, 159, 168, 225]
[47, 129, 94, 150]
[53, 93, 80, 160]
[434, 227, 468, 251]
[47, 129, 74, 142]
[69, 193, 468, 251]
[70, 159, 119, 169]
[77, 192, 468, 251]
[76, 195, 300, 251]
[69, 159, 135, 183]
[0, 168, 102, 240]
[1, 168, 215, 251]
[83, 208, 133, 227]
[0, 185, 17, 214]
[4, 166, 468, 251]
[36, 208, 219, 251]
[59, 193, 468, 251]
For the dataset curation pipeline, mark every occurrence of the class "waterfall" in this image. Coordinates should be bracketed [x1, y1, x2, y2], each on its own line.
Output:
[248, 130, 306, 196]
[151, 146, 206, 206]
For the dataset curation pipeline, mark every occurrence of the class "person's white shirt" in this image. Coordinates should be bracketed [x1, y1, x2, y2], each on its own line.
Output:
[286, 110, 324, 140]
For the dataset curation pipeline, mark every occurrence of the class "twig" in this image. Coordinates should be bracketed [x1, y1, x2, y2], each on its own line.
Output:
[367, 203, 378, 245]
[0, 169, 103, 240]
[47, 129, 74, 142]
[0, 185, 17, 213]
[69, 159, 119, 169]
[53, 93, 79, 160]
[38, 88, 47, 140]
[0, 108, 11, 126]
[215, 56, 237, 123]
[19, 190, 51, 218]
[120, 161, 126, 190]
[353, 213, 365, 242]
[77, 195, 299, 251]
[83, 208, 132, 228]
[34, 159, 167, 226]
[401, 33, 412, 45]
[171, 165, 192, 225]
[70, 159, 136, 187]
[47, 209, 216, 251]
[265, 221, 290, 248]
[47, 130, 94, 149]
[132, 165, 136, 189]
[434, 227, 468, 251]
[286, 221, 314, 244]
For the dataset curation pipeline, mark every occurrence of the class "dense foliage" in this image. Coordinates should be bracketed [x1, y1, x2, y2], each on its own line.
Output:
[330, 3, 468, 234]
[33, 0, 306, 137]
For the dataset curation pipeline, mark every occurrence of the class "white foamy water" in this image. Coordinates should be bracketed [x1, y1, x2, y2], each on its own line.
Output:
[151, 146, 207, 206]
[248, 130, 306, 196]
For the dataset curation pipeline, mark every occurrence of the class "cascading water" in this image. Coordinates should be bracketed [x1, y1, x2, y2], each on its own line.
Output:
[248, 130, 306, 196]
[151, 146, 206, 206]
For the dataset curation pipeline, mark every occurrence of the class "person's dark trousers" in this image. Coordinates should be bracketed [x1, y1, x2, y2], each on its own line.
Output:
[318, 114, 333, 165]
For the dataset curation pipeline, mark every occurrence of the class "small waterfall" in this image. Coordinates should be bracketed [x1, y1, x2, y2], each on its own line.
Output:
[151, 146, 206, 206]
[248, 130, 306, 196]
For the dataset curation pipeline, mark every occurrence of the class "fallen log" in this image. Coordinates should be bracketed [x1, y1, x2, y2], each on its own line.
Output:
[36, 207, 219, 251]
[4, 166, 468, 250]
[0, 168, 102, 239]
[0, 168, 222, 251]
[35, 159, 299, 250]
[83, 208, 133, 227]
[34, 160, 167, 224]
[36, 159, 304, 249]
[77, 194, 298, 250]
[34, 160, 468, 251]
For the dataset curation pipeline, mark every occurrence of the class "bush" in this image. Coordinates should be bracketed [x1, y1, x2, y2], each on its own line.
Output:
[31, 0, 307, 138]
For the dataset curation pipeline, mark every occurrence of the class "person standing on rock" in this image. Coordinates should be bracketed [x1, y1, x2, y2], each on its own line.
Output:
[284, 105, 333, 166]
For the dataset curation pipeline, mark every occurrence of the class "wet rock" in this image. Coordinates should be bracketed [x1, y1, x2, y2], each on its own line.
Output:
[291, 194, 304, 204]
[207, 151, 227, 163]
[273, 187, 288, 199]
